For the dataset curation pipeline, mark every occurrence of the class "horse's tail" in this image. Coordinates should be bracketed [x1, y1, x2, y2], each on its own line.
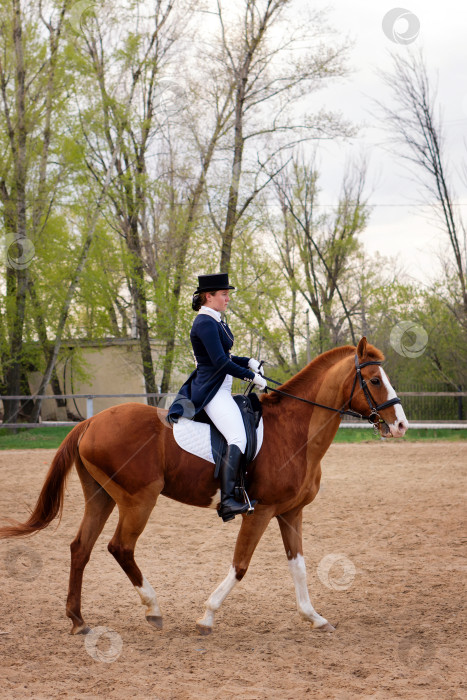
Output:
[0, 420, 90, 539]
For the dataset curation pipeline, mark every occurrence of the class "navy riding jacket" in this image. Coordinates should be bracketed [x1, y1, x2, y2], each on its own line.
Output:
[167, 314, 255, 421]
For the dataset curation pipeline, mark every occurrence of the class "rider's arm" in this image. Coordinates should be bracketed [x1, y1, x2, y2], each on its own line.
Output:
[194, 317, 255, 382]
[230, 354, 250, 368]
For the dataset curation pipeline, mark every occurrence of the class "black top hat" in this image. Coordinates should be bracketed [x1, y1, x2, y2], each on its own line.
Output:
[195, 273, 235, 293]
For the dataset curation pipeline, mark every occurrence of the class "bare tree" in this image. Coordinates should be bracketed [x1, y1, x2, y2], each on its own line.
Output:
[378, 51, 467, 316]
[207, 0, 351, 272]
[270, 156, 369, 350]
[149, 46, 237, 394]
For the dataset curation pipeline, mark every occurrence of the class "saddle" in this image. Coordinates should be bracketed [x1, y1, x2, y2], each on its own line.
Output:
[209, 393, 263, 479]
[171, 394, 263, 503]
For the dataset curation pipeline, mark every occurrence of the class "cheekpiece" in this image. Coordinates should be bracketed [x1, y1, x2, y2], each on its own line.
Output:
[196, 273, 235, 293]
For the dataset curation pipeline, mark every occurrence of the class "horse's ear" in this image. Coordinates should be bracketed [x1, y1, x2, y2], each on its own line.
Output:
[356, 336, 367, 361]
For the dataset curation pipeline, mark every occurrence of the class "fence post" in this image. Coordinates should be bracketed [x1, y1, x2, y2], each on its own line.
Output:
[86, 397, 94, 419]
[458, 385, 464, 421]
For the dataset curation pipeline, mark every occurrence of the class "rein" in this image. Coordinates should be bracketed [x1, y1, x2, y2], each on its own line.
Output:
[261, 354, 402, 426]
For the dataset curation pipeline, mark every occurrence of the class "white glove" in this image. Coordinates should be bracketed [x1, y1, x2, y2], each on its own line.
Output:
[248, 358, 263, 374]
[252, 373, 267, 390]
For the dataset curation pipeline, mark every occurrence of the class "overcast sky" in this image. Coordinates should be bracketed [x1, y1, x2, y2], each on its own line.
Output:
[304, 0, 467, 284]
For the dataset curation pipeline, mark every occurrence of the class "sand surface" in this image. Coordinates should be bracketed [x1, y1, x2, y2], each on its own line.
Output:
[0, 442, 465, 699]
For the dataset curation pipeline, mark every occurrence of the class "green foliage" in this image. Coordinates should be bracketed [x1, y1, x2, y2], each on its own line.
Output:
[332, 428, 467, 443]
[0, 0, 464, 422]
[0, 425, 74, 449]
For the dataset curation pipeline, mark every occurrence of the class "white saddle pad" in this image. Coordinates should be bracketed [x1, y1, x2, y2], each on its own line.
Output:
[173, 417, 264, 464]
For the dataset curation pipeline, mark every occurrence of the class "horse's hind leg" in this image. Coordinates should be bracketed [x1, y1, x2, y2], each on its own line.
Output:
[196, 508, 273, 635]
[107, 485, 162, 629]
[277, 508, 334, 632]
[66, 461, 115, 634]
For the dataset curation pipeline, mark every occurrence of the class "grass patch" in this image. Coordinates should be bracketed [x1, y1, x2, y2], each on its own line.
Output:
[333, 429, 380, 443]
[334, 428, 467, 443]
[0, 424, 466, 450]
[0, 426, 75, 450]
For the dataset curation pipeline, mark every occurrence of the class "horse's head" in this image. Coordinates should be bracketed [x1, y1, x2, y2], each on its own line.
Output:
[344, 337, 409, 438]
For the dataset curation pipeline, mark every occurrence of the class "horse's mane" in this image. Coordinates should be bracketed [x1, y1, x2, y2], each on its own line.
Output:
[260, 343, 385, 405]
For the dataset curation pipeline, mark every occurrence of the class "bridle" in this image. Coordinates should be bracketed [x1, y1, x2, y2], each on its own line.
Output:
[347, 355, 402, 425]
[259, 354, 402, 428]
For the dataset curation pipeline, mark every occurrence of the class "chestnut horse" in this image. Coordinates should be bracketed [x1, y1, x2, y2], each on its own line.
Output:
[0, 338, 408, 635]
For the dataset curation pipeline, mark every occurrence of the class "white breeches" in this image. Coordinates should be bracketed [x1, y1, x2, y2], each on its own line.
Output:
[204, 375, 247, 453]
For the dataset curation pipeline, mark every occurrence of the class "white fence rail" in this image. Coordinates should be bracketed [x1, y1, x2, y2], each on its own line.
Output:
[0, 393, 166, 428]
[1, 393, 466, 430]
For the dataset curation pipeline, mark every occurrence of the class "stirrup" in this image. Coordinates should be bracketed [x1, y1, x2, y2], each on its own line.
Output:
[234, 485, 256, 515]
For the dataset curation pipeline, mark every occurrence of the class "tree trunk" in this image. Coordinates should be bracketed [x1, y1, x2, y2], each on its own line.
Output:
[3, 0, 28, 425]
[159, 121, 225, 393]
[220, 82, 245, 272]
[127, 223, 158, 405]
[159, 220, 193, 395]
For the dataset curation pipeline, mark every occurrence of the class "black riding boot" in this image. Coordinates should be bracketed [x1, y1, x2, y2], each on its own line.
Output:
[218, 444, 252, 522]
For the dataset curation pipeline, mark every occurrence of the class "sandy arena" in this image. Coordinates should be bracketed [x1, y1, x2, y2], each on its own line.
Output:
[0, 442, 465, 699]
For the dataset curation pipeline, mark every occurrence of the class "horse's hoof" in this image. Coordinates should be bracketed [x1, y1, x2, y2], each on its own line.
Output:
[316, 621, 335, 632]
[71, 624, 91, 635]
[196, 622, 212, 636]
[146, 615, 163, 630]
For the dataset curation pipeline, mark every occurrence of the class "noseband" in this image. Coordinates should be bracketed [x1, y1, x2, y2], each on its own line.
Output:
[262, 354, 402, 427]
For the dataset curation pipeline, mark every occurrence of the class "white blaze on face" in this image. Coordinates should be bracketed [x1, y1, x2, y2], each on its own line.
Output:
[379, 368, 409, 437]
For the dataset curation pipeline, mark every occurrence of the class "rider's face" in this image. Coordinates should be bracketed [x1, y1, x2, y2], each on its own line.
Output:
[205, 289, 230, 312]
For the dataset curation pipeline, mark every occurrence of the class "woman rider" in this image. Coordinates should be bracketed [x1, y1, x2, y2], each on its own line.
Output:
[167, 273, 267, 522]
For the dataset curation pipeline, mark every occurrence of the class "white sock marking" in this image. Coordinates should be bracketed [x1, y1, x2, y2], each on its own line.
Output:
[288, 554, 328, 628]
[198, 565, 238, 629]
[135, 575, 161, 617]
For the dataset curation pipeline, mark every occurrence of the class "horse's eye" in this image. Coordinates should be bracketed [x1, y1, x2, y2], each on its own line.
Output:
[370, 377, 380, 386]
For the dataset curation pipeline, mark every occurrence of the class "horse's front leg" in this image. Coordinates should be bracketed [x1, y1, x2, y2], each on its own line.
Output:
[196, 508, 273, 635]
[277, 508, 335, 632]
